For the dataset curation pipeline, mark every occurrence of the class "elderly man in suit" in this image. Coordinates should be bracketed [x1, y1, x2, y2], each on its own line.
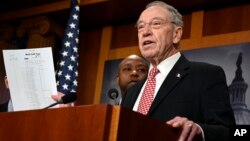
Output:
[121, 1, 235, 141]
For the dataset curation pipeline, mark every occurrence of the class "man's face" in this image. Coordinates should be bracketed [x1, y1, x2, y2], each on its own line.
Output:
[137, 6, 182, 63]
[117, 58, 148, 93]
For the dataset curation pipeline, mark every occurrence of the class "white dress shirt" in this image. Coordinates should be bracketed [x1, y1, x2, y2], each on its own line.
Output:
[133, 52, 181, 111]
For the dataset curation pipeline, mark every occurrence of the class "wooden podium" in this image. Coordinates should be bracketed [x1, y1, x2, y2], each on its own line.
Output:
[0, 104, 180, 141]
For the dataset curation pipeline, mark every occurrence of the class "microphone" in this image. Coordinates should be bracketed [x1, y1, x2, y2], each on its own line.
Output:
[108, 88, 120, 105]
[108, 88, 119, 99]
[43, 92, 78, 109]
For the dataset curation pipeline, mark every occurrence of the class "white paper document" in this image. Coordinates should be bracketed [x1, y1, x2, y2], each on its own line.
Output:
[3, 47, 58, 111]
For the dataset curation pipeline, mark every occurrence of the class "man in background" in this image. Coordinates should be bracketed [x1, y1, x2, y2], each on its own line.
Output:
[116, 54, 148, 96]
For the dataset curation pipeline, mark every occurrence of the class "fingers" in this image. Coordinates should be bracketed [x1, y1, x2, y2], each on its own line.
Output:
[51, 95, 61, 101]
[57, 92, 65, 97]
[166, 116, 188, 127]
[166, 116, 202, 141]
[59, 103, 71, 108]
[187, 123, 201, 141]
[179, 122, 193, 141]
[51, 92, 65, 101]
[51, 92, 72, 108]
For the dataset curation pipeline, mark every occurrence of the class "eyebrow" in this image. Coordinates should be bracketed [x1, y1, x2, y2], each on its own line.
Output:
[137, 17, 166, 24]
[121, 63, 132, 67]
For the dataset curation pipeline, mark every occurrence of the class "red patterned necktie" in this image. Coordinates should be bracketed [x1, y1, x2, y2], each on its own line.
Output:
[137, 67, 159, 115]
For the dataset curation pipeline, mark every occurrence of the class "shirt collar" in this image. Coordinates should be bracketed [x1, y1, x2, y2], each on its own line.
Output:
[148, 52, 181, 77]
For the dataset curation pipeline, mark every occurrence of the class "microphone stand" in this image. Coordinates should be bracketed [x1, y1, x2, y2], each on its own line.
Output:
[114, 97, 120, 105]
[43, 101, 60, 109]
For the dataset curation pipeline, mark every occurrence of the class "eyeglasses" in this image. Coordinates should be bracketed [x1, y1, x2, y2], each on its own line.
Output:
[136, 19, 175, 32]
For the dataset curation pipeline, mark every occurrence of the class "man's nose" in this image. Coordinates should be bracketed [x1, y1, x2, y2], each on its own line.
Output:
[131, 70, 139, 76]
[142, 25, 152, 36]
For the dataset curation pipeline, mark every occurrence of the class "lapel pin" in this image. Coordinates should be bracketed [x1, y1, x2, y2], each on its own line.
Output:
[176, 73, 181, 78]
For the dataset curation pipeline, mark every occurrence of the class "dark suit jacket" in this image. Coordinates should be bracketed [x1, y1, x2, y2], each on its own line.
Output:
[0, 101, 8, 112]
[121, 54, 235, 141]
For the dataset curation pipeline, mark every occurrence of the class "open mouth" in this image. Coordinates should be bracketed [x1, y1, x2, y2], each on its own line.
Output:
[143, 40, 154, 46]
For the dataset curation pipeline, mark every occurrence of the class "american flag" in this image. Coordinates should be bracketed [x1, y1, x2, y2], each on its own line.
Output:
[56, 0, 80, 95]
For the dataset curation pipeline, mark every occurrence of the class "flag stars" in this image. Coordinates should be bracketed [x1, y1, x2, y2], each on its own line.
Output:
[73, 80, 78, 86]
[70, 55, 76, 61]
[62, 83, 69, 90]
[69, 23, 76, 29]
[75, 38, 79, 43]
[59, 61, 65, 66]
[64, 41, 71, 47]
[73, 14, 78, 20]
[75, 6, 80, 11]
[73, 47, 78, 52]
[57, 70, 63, 76]
[62, 51, 68, 57]
[68, 64, 74, 71]
[65, 74, 71, 80]
[56, 1, 79, 94]
[67, 32, 74, 38]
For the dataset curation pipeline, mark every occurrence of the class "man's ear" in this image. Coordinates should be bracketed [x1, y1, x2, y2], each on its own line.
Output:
[4, 76, 9, 88]
[173, 26, 183, 44]
[116, 75, 119, 84]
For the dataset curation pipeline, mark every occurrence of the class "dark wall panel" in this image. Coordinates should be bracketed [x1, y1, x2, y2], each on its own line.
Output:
[203, 4, 250, 36]
[77, 28, 102, 105]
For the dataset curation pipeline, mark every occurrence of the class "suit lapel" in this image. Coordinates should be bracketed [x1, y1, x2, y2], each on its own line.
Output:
[148, 55, 191, 115]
